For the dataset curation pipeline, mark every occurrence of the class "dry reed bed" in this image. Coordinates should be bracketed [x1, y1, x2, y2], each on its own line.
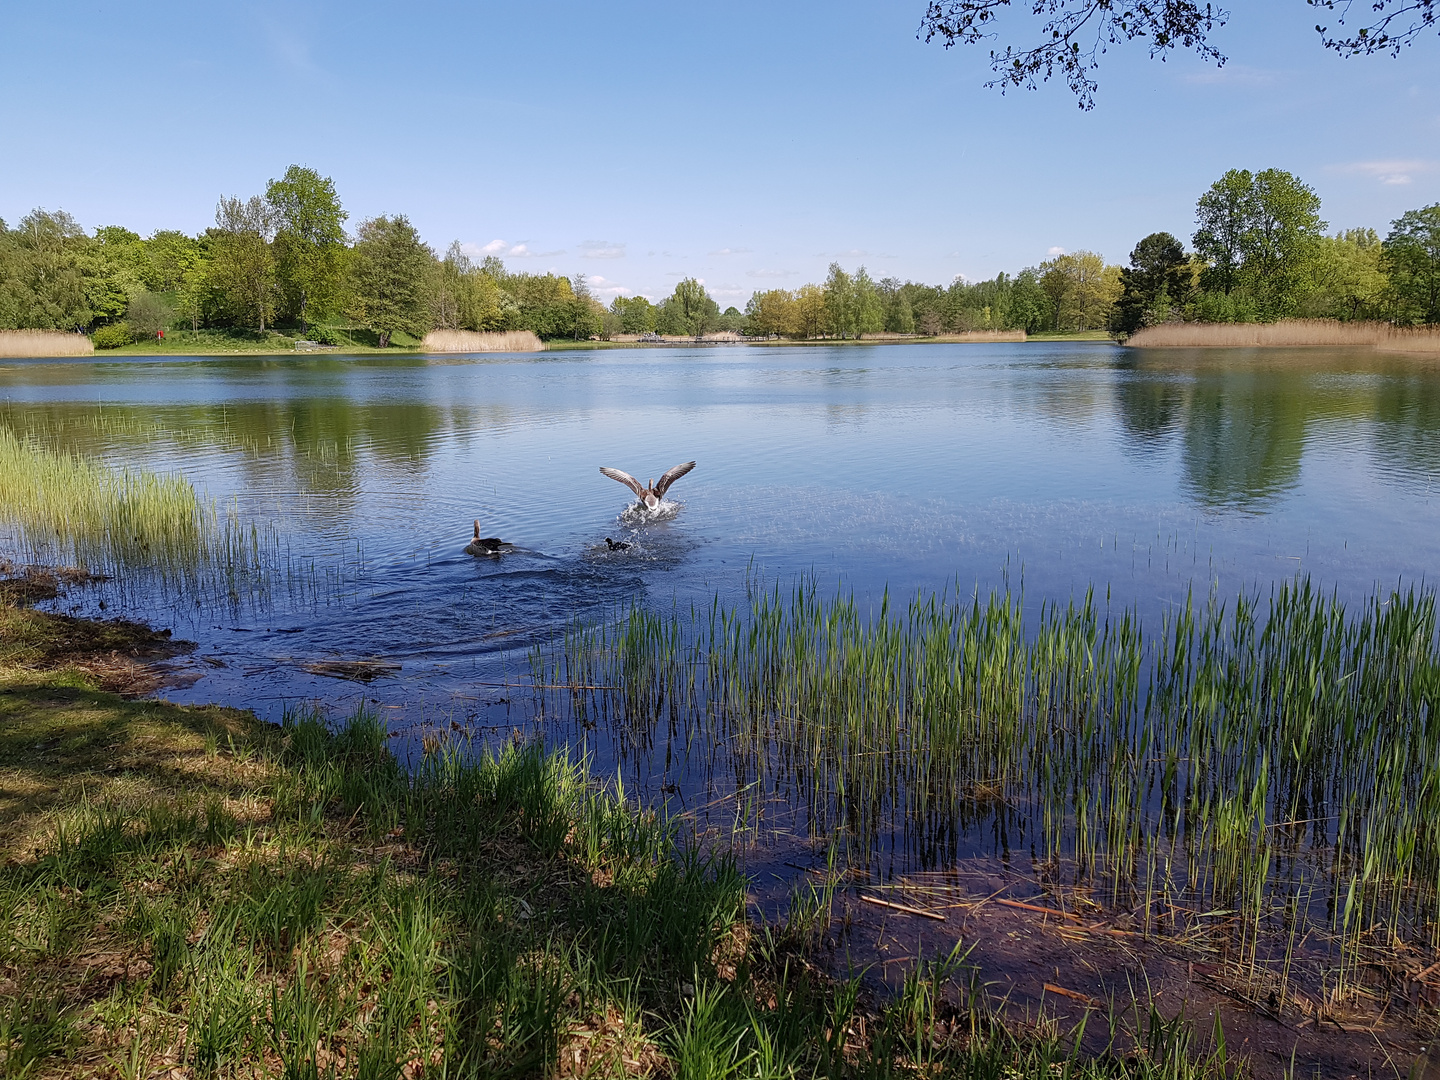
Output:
[421, 329, 543, 353]
[0, 329, 94, 357]
[1128, 319, 1440, 353]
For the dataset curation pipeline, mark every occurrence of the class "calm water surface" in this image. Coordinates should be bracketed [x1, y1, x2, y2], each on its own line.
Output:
[2, 339, 1437, 778]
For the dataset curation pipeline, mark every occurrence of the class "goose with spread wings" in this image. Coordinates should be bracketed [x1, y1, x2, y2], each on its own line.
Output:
[599, 460, 696, 510]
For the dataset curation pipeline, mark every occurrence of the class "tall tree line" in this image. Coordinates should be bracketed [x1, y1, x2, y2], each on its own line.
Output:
[2, 165, 1437, 346]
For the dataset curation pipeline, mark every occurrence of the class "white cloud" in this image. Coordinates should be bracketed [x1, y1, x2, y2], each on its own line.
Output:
[707, 247, 752, 256]
[746, 268, 796, 279]
[584, 275, 632, 299]
[509, 243, 566, 258]
[1329, 159, 1437, 185]
[1047, 246, 1066, 256]
[710, 285, 748, 300]
[579, 239, 626, 259]
[464, 239, 566, 259]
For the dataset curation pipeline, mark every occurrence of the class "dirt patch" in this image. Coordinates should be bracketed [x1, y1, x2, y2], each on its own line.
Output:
[0, 563, 193, 695]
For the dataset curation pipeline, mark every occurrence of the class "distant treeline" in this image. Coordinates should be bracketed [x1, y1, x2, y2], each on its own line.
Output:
[0, 166, 1435, 348]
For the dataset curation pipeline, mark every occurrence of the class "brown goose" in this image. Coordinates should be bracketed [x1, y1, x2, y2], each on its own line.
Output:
[599, 460, 696, 509]
[465, 520, 507, 557]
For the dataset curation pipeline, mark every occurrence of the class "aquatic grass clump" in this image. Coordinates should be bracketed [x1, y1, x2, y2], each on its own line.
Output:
[0, 425, 280, 600]
[542, 575, 1440, 984]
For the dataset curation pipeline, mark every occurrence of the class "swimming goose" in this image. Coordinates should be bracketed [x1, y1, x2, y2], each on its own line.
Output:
[605, 537, 630, 551]
[599, 460, 696, 509]
[465, 520, 507, 557]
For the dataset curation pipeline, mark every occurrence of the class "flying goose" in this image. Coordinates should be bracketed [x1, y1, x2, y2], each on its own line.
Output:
[605, 537, 630, 551]
[465, 520, 508, 557]
[599, 460, 696, 509]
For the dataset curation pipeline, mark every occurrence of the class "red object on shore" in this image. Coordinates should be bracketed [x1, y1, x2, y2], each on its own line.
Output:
[158, 330, 164, 340]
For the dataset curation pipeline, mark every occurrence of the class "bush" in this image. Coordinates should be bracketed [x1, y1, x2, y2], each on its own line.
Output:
[91, 324, 133, 349]
[309, 325, 341, 346]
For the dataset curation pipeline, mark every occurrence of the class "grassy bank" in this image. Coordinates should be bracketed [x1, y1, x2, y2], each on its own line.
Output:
[0, 576, 1242, 1080]
[89, 328, 425, 357]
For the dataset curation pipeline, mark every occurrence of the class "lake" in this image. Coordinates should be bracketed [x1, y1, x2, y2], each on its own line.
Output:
[2, 342, 1436, 732]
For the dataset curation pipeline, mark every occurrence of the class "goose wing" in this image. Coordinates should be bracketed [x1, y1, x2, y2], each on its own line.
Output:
[599, 467, 645, 498]
[654, 460, 696, 498]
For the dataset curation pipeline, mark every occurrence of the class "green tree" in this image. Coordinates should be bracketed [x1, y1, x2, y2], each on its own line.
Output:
[1241, 169, 1326, 314]
[822, 263, 855, 338]
[1300, 229, 1387, 321]
[348, 215, 433, 347]
[267, 166, 348, 334]
[566, 274, 604, 340]
[1109, 232, 1193, 335]
[145, 230, 205, 293]
[1039, 251, 1121, 330]
[126, 292, 174, 338]
[853, 266, 884, 336]
[744, 289, 797, 337]
[208, 196, 277, 330]
[6, 210, 102, 330]
[1193, 169, 1254, 295]
[1193, 168, 1326, 318]
[667, 278, 719, 336]
[1383, 204, 1440, 324]
[611, 295, 658, 334]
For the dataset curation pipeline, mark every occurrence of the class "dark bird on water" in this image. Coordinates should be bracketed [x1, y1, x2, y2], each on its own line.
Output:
[465, 520, 508, 557]
[599, 460, 696, 509]
[605, 537, 630, 551]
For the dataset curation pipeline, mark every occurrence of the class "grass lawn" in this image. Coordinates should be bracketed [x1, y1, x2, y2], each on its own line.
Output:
[0, 569, 1228, 1079]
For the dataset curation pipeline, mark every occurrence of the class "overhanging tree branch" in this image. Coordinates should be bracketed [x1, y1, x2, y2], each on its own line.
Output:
[918, 0, 1435, 108]
[1308, 0, 1437, 55]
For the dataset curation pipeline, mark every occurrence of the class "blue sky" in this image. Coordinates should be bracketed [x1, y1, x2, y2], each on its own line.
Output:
[2, 1, 1437, 304]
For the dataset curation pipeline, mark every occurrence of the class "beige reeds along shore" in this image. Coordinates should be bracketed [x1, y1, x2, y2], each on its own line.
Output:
[421, 329, 543, 353]
[0, 330, 94, 358]
[1127, 319, 1440, 354]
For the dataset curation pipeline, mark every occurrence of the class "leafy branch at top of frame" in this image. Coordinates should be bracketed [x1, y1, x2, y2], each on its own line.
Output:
[918, 0, 1230, 110]
[917, 0, 1436, 109]
[1307, 0, 1438, 56]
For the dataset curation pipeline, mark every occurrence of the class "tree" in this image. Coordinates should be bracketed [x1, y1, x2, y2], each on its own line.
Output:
[1383, 204, 1440, 324]
[823, 263, 855, 338]
[348, 215, 432, 347]
[744, 289, 797, 337]
[1193, 168, 1325, 318]
[1299, 229, 1387, 320]
[1110, 232, 1192, 334]
[612, 295, 658, 333]
[1193, 170, 1254, 295]
[567, 274, 604, 340]
[267, 166, 347, 334]
[4, 210, 103, 330]
[853, 266, 884, 336]
[1039, 251, 1121, 330]
[667, 278, 719, 336]
[209, 196, 277, 330]
[794, 284, 827, 338]
[1242, 169, 1326, 313]
[127, 292, 174, 338]
[918, 0, 1437, 109]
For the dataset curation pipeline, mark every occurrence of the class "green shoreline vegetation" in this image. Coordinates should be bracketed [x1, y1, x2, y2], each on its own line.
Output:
[0, 166, 1435, 359]
[0, 576, 1245, 1080]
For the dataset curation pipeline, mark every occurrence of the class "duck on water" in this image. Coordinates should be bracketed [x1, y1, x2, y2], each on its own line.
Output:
[465, 521, 511, 557]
